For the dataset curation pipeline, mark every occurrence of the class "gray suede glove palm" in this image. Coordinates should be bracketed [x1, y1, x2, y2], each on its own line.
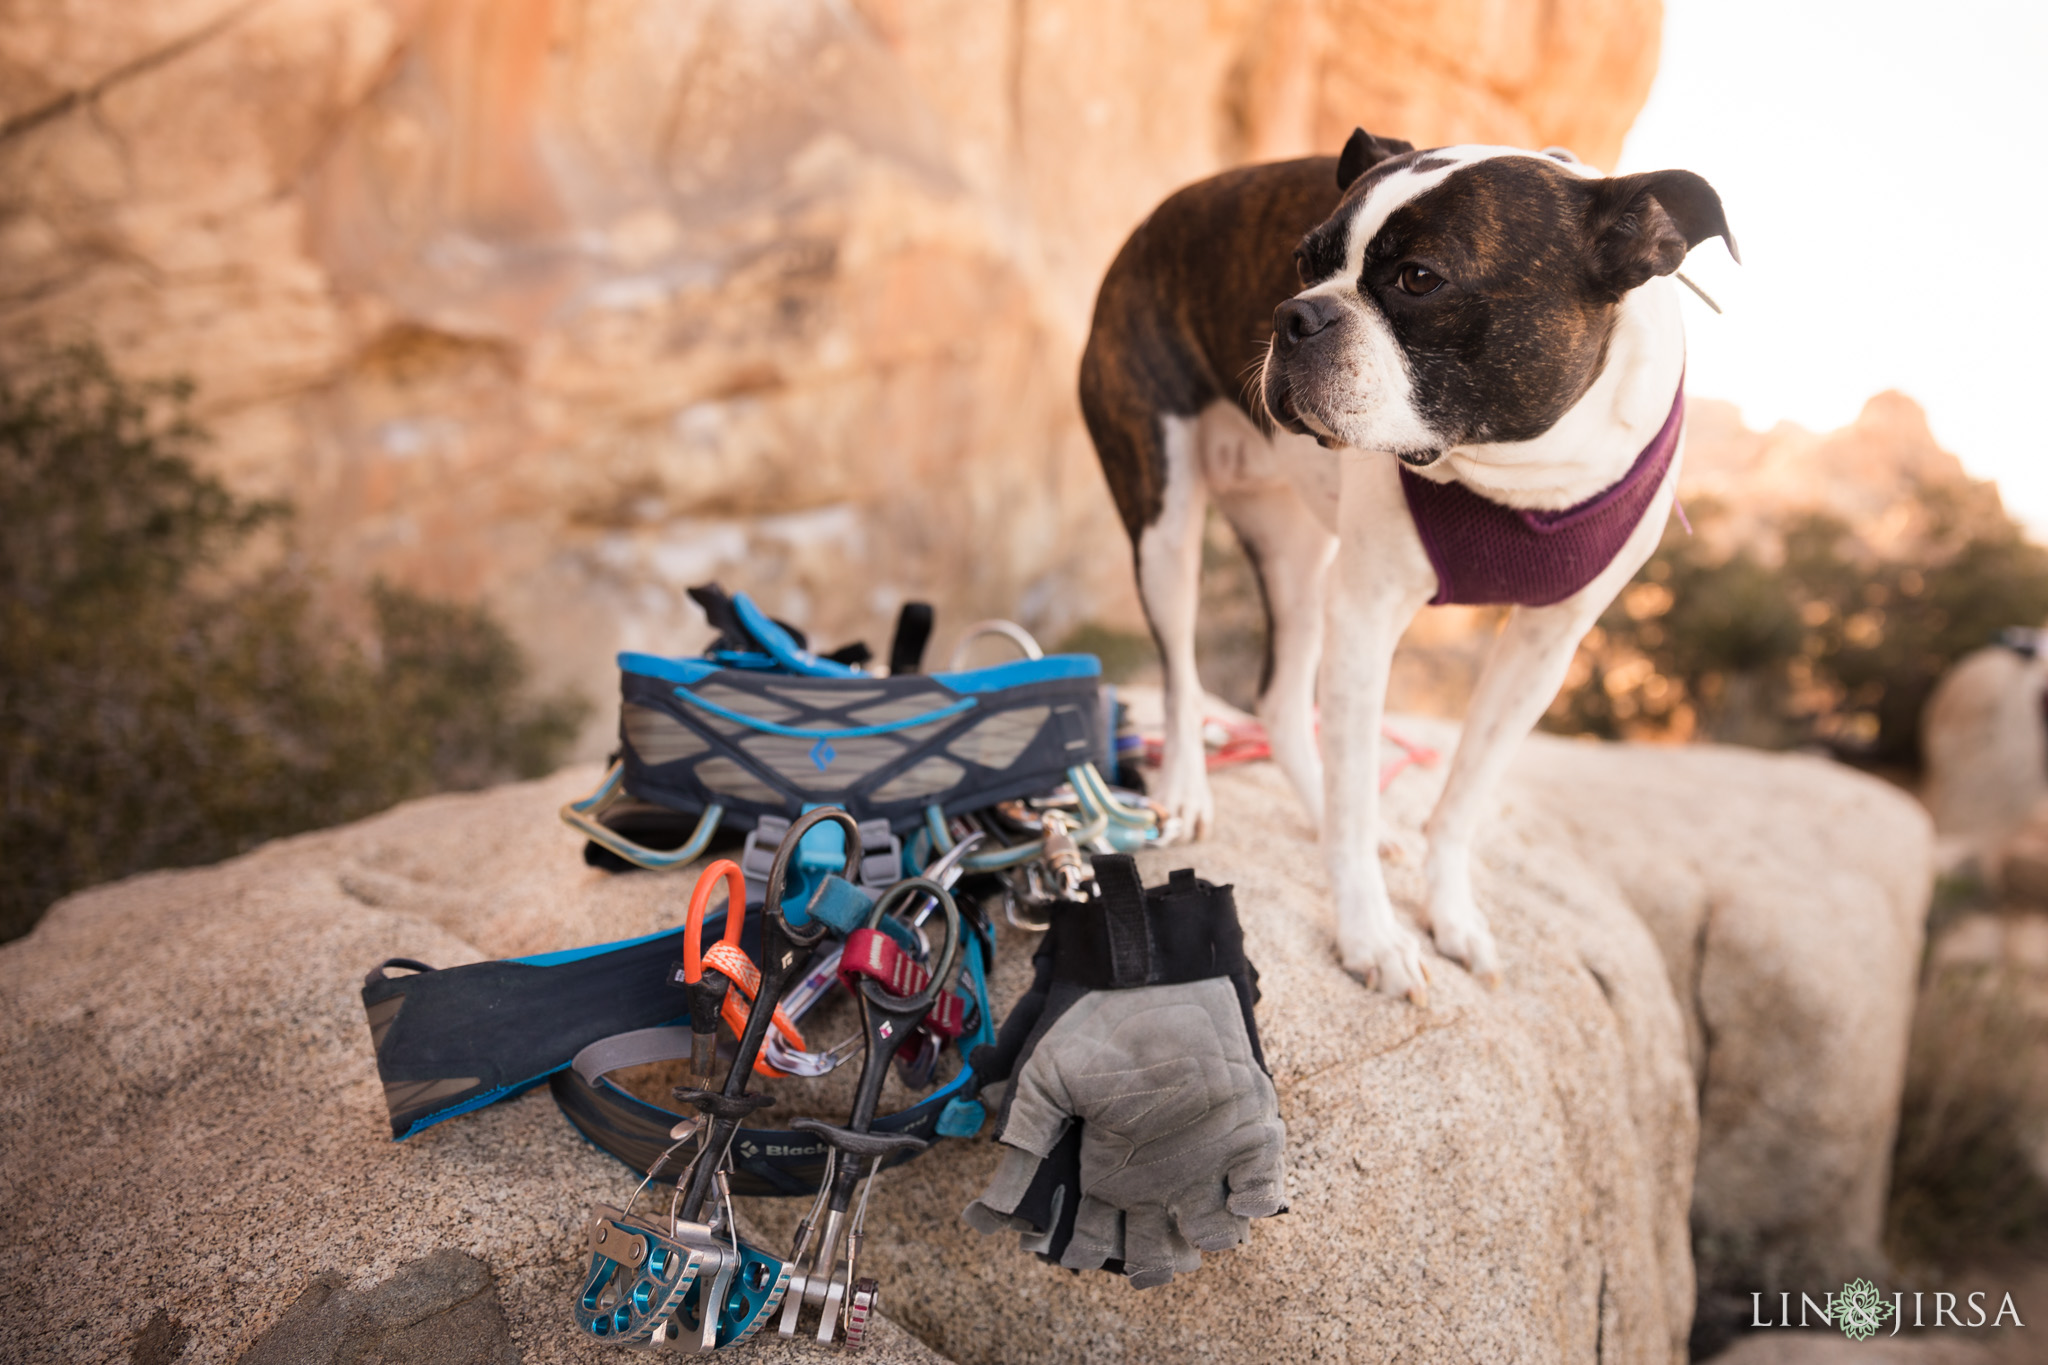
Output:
[963, 859, 1286, 1288]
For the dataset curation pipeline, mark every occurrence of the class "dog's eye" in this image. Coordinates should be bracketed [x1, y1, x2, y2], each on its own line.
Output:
[1397, 263, 1443, 296]
[1293, 248, 1311, 286]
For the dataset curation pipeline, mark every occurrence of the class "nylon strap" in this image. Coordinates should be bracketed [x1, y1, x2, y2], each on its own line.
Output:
[1093, 855, 1153, 988]
[922, 991, 967, 1039]
[839, 927, 931, 998]
[1040, 856, 1246, 991]
[704, 940, 805, 1053]
[837, 927, 970, 1035]
[572, 1026, 698, 1084]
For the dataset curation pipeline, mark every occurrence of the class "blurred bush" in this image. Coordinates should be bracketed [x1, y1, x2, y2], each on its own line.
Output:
[1888, 936, 2048, 1263]
[0, 344, 587, 941]
[1546, 488, 2048, 766]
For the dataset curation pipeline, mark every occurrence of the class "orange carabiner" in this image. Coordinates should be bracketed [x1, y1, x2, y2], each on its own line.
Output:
[683, 859, 749, 984]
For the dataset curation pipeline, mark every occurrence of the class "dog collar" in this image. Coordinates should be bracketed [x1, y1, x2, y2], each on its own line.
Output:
[1398, 381, 1686, 607]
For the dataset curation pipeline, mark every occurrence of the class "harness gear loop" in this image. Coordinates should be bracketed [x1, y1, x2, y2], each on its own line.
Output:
[560, 760, 725, 870]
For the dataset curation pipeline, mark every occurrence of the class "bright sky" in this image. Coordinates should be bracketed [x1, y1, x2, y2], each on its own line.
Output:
[1617, 0, 2048, 529]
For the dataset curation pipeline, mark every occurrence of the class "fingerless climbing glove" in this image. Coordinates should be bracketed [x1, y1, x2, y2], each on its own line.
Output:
[963, 857, 1285, 1288]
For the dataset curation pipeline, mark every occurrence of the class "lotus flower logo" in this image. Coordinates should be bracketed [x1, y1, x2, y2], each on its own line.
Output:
[1835, 1278, 1896, 1340]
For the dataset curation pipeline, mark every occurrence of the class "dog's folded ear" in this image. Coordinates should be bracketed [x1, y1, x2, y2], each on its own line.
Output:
[1336, 128, 1415, 191]
[1585, 169, 1739, 298]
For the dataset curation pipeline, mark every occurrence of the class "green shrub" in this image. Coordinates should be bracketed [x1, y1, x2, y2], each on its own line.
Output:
[1546, 490, 2048, 765]
[0, 344, 587, 941]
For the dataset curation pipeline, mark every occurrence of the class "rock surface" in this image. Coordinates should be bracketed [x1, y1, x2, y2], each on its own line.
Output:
[1706, 1334, 2003, 1365]
[1922, 645, 2048, 878]
[1509, 742, 1934, 1345]
[0, 0, 1661, 747]
[1677, 393, 2011, 569]
[1913, 910, 2048, 1221]
[0, 726, 1933, 1364]
[0, 776, 956, 1365]
[236, 1251, 517, 1365]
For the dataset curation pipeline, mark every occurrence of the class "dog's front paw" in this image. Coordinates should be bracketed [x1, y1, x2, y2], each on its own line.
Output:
[1430, 916, 1501, 987]
[1339, 922, 1431, 1005]
[1153, 758, 1215, 842]
[1426, 885, 1502, 987]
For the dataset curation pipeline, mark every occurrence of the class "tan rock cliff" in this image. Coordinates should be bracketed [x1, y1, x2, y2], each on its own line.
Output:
[0, 0, 1661, 745]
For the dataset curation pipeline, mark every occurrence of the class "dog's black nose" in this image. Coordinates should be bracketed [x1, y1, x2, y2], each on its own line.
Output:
[1272, 298, 1334, 357]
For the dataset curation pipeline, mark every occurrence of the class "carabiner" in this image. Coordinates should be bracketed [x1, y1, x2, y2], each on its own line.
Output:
[681, 858, 810, 1082]
[680, 859, 747, 1089]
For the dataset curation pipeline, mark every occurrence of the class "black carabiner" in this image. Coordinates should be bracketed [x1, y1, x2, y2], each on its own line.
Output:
[839, 875, 961, 1140]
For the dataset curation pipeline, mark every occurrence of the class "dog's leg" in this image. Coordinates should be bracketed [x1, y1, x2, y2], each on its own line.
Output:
[1322, 454, 1436, 998]
[1418, 456, 1682, 978]
[1418, 599, 1606, 982]
[1138, 413, 1214, 838]
[1215, 484, 1335, 830]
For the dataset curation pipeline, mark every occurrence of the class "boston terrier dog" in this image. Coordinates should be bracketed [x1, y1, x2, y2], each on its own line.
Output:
[1082, 130, 1735, 999]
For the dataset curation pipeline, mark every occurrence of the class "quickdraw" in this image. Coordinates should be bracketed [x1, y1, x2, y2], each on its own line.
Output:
[678, 859, 803, 1083]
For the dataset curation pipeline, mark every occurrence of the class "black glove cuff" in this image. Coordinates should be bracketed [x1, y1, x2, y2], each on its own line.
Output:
[1042, 856, 1249, 991]
[1038, 856, 1269, 1074]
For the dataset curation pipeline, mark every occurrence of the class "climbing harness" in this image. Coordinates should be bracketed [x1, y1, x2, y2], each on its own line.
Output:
[359, 814, 997, 1210]
[559, 585, 1166, 874]
[548, 822, 996, 1192]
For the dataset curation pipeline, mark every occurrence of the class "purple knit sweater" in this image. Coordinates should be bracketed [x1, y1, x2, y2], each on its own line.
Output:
[1399, 384, 1685, 607]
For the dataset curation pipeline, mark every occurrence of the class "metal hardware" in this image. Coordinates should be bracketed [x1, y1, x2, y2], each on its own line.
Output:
[559, 761, 725, 870]
[571, 809, 862, 1350]
[944, 619, 1044, 671]
[775, 877, 960, 1347]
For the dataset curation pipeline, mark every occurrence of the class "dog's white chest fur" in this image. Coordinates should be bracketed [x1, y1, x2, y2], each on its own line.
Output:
[1196, 404, 1341, 533]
